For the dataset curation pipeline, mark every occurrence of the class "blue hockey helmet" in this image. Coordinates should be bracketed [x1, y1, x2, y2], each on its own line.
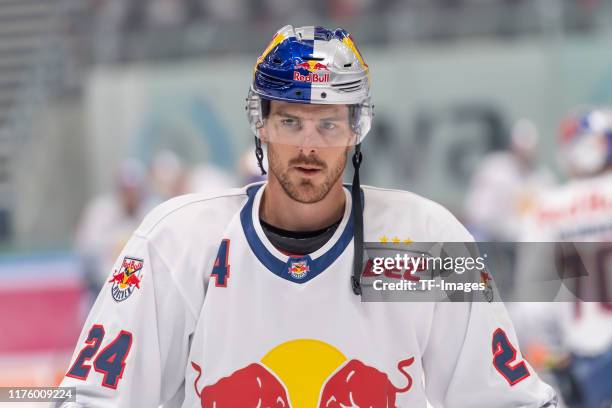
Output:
[246, 25, 373, 144]
[558, 107, 612, 177]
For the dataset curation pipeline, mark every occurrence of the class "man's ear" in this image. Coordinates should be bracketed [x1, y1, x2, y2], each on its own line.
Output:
[258, 126, 268, 143]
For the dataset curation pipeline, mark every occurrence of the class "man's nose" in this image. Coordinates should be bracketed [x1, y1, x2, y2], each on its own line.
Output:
[296, 122, 320, 150]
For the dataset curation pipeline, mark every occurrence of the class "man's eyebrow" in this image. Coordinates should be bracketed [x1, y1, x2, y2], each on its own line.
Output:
[273, 110, 299, 119]
[320, 114, 347, 121]
[272, 110, 347, 121]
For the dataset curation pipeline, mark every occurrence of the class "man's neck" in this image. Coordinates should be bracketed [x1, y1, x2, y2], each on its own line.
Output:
[260, 179, 346, 232]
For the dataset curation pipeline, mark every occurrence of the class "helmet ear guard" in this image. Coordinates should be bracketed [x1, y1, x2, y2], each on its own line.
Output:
[350, 98, 374, 141]
[246, 90, 265, 138]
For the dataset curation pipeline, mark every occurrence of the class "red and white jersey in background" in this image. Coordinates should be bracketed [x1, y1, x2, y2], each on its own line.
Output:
[519, 171, 612, 356]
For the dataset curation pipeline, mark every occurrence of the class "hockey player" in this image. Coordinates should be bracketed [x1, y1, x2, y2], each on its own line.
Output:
[464, 118, 555, 242]
[75, 158, 151, 293]
[514, 107, 612, 408]
[57, 25, 557, 407]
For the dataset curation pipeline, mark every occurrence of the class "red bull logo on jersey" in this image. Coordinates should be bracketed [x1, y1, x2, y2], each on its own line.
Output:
[288, 259, 310, 280]
[294, 61, 330, 83]
[191, 339, 414, 407]
[108, 256, 144, 302]
[480, 270, 494, 302]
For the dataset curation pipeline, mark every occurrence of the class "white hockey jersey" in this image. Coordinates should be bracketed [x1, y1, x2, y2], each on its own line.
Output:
[59, 182, 556, 407]
[517, 172, 612, 356]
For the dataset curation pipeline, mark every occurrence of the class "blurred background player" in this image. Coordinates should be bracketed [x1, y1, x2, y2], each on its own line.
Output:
[187, 152, 240, 194]
[512, 107, 612, 408]
[148, 149, 189, 203]
[464, 118, 556, 241]
[75, 158, 152, 295]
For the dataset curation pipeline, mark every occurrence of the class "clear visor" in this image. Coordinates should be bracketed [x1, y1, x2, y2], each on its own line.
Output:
[264, 110, 358, 147]
[247, 90, 372, 147]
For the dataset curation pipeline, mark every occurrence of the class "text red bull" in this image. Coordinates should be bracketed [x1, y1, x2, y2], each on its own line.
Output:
[293, 61, 330, 83]
[293, 71, 330, 83]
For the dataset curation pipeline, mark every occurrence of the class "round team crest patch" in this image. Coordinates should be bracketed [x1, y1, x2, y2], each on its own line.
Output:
[288, 259, 310, 280]
[108, 256, 144, 302]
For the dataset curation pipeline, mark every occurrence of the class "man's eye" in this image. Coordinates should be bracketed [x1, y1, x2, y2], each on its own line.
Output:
[321, 121, 337, 131]
[281, 119, 298, 127]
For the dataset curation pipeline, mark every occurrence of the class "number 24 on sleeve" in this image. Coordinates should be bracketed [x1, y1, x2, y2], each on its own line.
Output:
[66, 324, 133, 389]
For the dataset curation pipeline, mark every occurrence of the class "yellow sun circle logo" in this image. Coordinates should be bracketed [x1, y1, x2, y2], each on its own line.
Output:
[261, 339, 347, 407]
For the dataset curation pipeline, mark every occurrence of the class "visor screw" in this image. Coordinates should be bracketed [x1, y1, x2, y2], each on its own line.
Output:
[321, 92, 327, 99]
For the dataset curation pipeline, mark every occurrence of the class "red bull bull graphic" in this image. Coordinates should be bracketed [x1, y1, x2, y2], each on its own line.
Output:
[108, 256, 143, 302]
[191, 339, 414, 407]
[318, 358, 414, 407]
[294, 61, 330, 83]
[191, 362, 290, 408]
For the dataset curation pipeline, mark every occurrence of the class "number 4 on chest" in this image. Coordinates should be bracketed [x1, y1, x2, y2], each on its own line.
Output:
[212, 239, 231, 287]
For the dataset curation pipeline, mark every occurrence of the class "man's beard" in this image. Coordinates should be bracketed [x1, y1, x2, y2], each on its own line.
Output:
[267, 146, 347, 204]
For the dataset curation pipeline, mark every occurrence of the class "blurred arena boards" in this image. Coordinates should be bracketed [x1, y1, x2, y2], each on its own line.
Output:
[0, 253, 86, 388]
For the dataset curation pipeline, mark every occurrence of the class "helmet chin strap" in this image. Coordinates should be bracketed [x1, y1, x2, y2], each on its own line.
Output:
[254, 137, 363, 295]
[351, 143, 363, 296]
[255, 136, 267, 176]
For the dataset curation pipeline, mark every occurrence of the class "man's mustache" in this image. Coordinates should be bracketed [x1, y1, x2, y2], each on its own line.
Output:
[289, 154, 327, 169]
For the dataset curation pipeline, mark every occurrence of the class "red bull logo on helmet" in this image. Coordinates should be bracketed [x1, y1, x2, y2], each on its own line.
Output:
[294, 61, 330, 83]
[108, 256, 144, 302]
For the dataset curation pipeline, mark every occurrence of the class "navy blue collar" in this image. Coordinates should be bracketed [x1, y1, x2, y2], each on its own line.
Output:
[240, 183, 354, 283]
